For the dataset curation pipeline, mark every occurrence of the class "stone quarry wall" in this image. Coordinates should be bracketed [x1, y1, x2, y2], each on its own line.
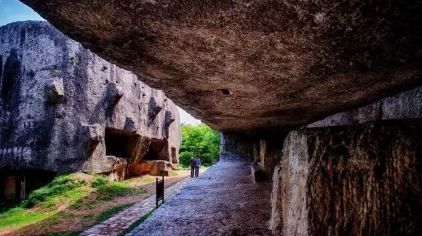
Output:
[219, 133, 254, 161]
[267, 85, 422, 235]
[218, 84, 422, 235]
[270, 121, 422, 236]
[308, 85, 422, 127]
[0, 21, 181, 179]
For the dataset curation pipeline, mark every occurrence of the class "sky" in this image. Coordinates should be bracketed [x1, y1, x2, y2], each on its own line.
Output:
[0, 0, 201, 125]
[0, 0, 44, 26]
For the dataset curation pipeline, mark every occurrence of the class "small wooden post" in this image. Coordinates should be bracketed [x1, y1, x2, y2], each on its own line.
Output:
[156, 174, 164, 208]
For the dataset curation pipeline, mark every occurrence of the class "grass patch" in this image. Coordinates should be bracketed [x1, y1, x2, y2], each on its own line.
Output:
[0, 174, 88, 229]
[95, 203, 133, 222]
[23, 175, 86, 208]
[93, 176, 146, 201]
[0, 207, 53, 229]
[1, 173, 152, 235]
[97, 181, 132, 200]
[91, 176, 108, 188]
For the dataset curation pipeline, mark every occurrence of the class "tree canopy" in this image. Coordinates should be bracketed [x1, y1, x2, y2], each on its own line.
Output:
[179, 124, 220, 167]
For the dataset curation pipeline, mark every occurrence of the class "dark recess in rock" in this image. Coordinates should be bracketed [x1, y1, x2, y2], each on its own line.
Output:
[148, 97, 163, 120]
[1, 49, 21, 111]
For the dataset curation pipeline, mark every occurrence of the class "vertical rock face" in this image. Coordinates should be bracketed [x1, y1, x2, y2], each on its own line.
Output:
[0, 21, 181, 177]
[270, 121, 422, 236]
[258, 138, 285, 177]
[309, 85, 422, 127]
[219, 133, 253, 161]
[270, 130, 308, 236]
[267, 85, 422, 235]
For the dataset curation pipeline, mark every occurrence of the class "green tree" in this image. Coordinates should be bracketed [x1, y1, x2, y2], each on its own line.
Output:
[179, 124, 220, 167]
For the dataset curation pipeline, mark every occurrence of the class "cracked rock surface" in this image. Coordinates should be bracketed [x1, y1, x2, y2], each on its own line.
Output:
[21, 0, 422, 131]
[0, 21, 180, 174]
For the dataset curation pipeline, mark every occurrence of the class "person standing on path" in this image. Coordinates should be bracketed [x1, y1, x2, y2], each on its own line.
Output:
[194, 157, 201, 177]
[190, 157, 196, 177]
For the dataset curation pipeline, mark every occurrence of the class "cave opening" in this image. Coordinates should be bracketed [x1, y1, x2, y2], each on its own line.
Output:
[143, 138, 169, 161]
[105, 128, 139, 159]
[0, 169, 56, 204]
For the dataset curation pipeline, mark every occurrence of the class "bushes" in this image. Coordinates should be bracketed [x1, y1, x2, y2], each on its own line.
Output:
[179, 124, 220, 167]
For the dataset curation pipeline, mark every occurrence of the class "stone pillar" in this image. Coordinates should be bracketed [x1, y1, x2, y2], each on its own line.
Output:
[270, 121, 422, 236]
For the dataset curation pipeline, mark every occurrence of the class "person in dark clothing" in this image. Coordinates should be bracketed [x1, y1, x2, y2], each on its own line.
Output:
[190, 157, 196, 177]
[194, 157, 201, 177]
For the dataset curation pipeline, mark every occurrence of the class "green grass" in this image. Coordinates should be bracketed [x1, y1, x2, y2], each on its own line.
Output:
[41, 188, 87, 209]
[93, 176, 146, 201]
[0, 175, 88, 229]
[95, 203, 133, 222]
[0, 174, 148, 234]
[23, 175, 86, 208]
[0, 207, 53, 229]
[91, 176, 108, 188]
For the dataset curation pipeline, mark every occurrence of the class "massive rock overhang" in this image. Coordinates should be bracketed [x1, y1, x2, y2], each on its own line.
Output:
[20, 0, 422, 132]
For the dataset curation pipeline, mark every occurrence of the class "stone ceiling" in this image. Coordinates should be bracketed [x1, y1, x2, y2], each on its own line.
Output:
[21, 0, 422, 131]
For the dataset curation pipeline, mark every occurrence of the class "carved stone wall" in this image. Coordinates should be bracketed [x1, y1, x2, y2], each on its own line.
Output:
[0, 21, 181, 176]
[309, 85, 422, 127]
[219, 133, 254, 161]
[268, 85, 422, 235]
[270, 121, 422, 236]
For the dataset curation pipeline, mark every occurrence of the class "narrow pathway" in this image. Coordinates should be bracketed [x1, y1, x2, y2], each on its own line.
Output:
[127, 161, 273, 236]
[79, 177, 192, 236]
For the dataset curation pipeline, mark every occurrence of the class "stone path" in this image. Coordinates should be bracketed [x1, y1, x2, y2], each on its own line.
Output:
[127, 161, 273, 236]
[79, 177, 192, 236]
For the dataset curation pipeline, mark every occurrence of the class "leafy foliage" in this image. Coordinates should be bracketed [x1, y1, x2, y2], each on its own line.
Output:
[179, 124, 220, 167]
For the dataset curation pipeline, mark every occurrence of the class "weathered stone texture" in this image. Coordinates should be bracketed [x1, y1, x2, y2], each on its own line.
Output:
[0, 21, 181, 176]
[128, 161, 273, 236]
[271, 121, 422, 236]
[219, 133, 253, 161]
[20, 0, 422, 131]
[259, 138, 284, 177]
[127, 160, 173, 177]
[309, 86, 422, 127]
